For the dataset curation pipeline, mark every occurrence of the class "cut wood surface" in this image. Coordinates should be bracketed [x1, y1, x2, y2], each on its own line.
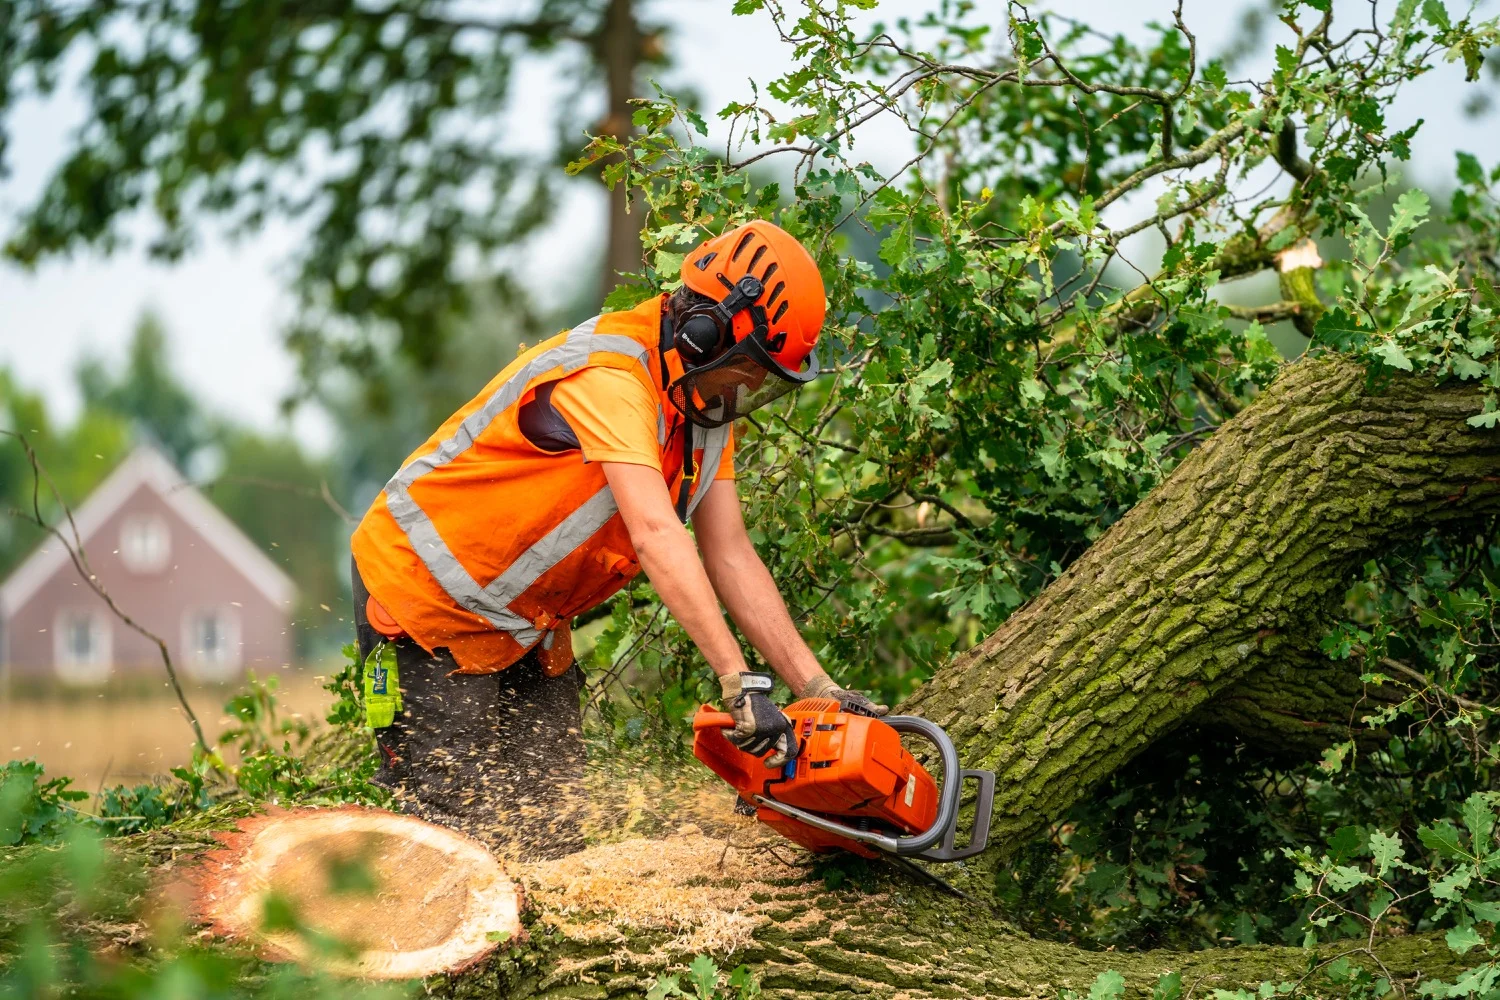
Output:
[189, 807, 522, 979]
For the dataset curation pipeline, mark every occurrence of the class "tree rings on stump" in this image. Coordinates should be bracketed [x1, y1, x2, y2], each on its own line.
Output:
[188, 806, 521, 979]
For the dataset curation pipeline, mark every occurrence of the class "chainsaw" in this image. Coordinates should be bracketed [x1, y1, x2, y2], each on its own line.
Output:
[692, 697, 995, 864]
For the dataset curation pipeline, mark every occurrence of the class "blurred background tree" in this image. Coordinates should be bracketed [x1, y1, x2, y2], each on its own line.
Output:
[0, 0, 668, 411]
[76, 313, 207, 469]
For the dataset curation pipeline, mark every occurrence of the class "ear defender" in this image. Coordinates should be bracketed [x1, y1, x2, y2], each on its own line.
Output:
[673, 275, 766, 366]
[675, 312, 728, 363]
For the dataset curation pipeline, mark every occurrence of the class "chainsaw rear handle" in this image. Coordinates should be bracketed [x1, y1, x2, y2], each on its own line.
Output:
[753, 715, 995, 862]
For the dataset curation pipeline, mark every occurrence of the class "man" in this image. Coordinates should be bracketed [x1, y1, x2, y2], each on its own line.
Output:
[350, 220, 884, 846]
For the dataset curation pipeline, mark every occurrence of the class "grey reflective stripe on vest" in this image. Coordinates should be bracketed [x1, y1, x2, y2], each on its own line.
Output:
[480, 486, 619, 613]
[684, 423, 730, 518]
[382, 316, 651, 642]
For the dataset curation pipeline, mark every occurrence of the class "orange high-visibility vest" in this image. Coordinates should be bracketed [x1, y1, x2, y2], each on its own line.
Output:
[350, 296, 730, 674]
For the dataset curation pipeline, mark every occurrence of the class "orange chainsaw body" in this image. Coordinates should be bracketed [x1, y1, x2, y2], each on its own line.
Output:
[692, 698, 939, 858]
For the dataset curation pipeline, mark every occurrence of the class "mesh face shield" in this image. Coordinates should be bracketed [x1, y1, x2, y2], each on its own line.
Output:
[668, 333, 821, 428]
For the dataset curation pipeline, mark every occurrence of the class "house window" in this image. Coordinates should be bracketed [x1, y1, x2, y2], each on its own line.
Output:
[182, 607, 242, 682]
[120, 514, 171, 573]
[53, 609, 112, 685]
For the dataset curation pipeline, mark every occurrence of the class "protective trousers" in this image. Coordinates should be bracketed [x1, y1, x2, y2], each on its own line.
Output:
[351, 558, 586, 859]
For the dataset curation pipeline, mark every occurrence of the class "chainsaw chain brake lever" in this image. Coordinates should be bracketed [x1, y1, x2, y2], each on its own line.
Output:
[752, 715, 997, 862]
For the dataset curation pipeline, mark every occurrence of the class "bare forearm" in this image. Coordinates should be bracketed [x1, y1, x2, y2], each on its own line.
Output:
[704, 539, 822, 694]
[604, 462, 751, 679]
[632, 522, 749, 678]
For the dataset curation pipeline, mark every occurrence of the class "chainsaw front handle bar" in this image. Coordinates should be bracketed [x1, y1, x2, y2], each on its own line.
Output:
[693, 711, 737, 731]
[752, 715, 996, 862]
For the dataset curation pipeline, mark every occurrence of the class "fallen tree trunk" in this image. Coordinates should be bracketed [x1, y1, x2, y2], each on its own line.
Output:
[905, 356, 1500, 860]
[441, 826, 1465, 999]
[128, 805, 1469, 999]
[157, 357, 1499, 997]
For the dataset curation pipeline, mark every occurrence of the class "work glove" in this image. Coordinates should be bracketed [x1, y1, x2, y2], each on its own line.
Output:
[721, 672, 799, 768]
[800, 672, 889, 717]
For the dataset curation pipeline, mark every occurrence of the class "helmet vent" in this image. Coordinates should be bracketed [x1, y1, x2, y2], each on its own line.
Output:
[760, 261, 779, 284]
[766, 281, 786, 307]
[731, 232, 756, 261]
[695, 252, 717, 270]
[747, 245, 768, 271]
[772, 301, 790, 324]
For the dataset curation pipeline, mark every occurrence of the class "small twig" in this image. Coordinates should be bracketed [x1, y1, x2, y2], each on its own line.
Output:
[94, 754, 115, 807]
[1223, 301, 1305, 324]
[320, 480, 357, 526]
[1379, 656, 1488, 714]
[759, 843, 803, 868]
[906, 493, 979, 532]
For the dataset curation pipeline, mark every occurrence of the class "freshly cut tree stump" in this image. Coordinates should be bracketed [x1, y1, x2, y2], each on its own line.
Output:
[189, 806, 522, 979]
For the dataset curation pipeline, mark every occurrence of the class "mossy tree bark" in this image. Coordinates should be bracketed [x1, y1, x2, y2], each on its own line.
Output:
[435, 356, 1500, 998]
[905, 355, 1500, 859]
[434, 831, 1464, 1000]
[1190, 649, 1403, 757]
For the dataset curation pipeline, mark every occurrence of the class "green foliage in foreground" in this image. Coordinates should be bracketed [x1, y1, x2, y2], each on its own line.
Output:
[0, 792, 410, 999]
[1065, 965, 1377, 1000]
[648, 954, 761, 1000]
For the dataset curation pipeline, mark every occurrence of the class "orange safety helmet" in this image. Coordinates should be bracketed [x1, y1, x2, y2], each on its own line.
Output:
[667, 221, 827, 428]
[679, 220, 826, 369]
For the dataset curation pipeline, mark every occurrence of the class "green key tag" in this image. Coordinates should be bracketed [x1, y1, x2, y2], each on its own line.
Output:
[364, 642, 403, 729]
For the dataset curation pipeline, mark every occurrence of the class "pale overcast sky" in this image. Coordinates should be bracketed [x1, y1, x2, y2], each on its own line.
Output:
[1, 0, 1495, 452]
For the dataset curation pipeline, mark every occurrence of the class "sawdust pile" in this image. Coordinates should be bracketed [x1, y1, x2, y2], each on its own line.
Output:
[522, 822, 783, 958]
[417, 742, 758, 866]
[505, 750, 793, 957]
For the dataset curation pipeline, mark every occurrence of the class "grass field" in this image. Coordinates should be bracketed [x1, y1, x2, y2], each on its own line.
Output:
[1, 668, 336, 794]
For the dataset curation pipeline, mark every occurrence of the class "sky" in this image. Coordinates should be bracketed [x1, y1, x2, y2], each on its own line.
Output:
[1, 0, 1496, 453]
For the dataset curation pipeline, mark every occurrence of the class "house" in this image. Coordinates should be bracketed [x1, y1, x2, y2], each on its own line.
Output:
[0, 445, 296, 685]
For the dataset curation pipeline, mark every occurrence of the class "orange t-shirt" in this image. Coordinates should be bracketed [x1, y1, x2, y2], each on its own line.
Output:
[549, 367, 735, 480]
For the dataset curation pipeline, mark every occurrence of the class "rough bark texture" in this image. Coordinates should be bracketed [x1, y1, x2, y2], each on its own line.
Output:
[1192, 649, 1403, 757]
[904, 356, 1500, 860]
[427, 827, 1466, 1000]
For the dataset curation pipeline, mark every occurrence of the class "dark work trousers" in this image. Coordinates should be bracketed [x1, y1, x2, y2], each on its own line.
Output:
[351, 557, 587, 858]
